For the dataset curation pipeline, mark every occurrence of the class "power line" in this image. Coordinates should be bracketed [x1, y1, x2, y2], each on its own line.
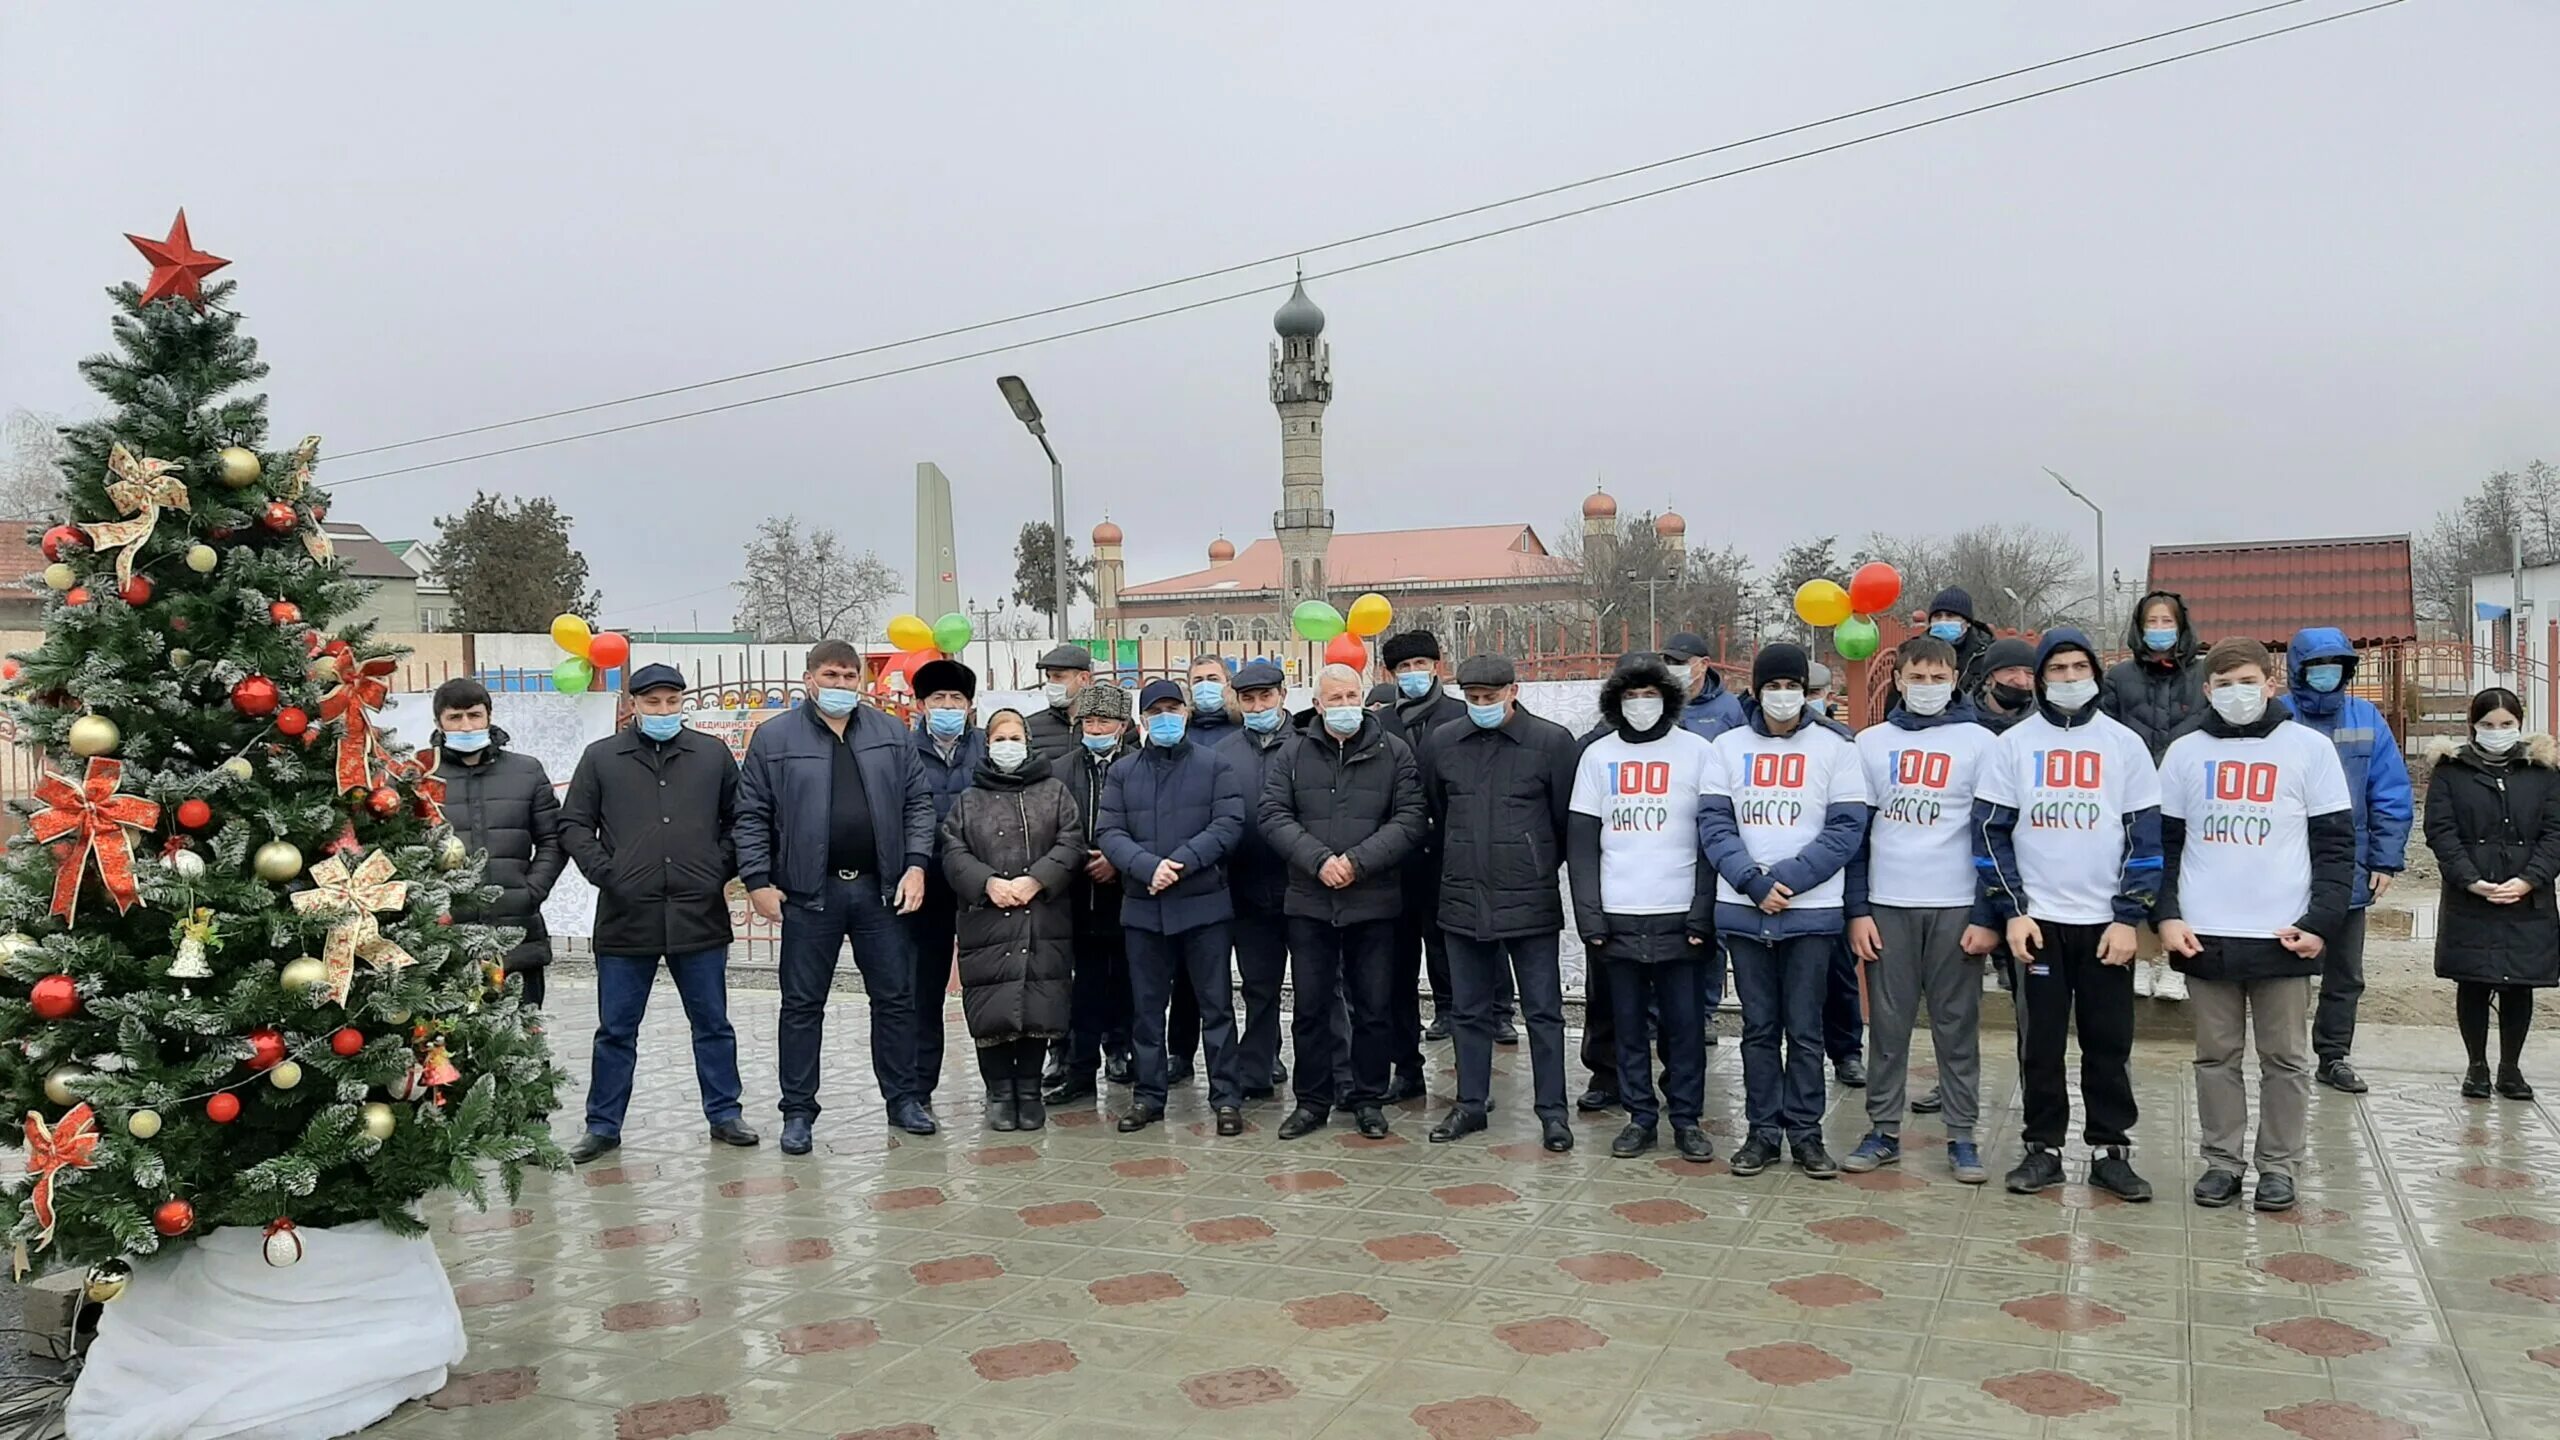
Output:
[326, 0, 2408, 491]
[332, 0, 2321, 462]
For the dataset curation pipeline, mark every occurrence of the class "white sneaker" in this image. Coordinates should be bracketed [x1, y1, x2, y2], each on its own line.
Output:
[2152, 963, 2188, 1003]
[2132, 960, 2155, 998]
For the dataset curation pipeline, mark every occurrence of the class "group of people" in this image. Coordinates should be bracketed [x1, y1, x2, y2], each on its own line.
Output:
[412, 589, 2553, 1211]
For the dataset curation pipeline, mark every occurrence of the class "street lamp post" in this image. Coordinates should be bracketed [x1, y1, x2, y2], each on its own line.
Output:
[2045, 468, 2105, 644]
[1999, 585, 2028, 634]
[997, 376, 1069, 641]
[1630, 570, 1671, 651]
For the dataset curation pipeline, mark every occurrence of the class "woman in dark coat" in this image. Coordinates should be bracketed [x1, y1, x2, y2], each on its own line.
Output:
[941, 708, 1086, 1131]
[2425, 688, 2560, 1100]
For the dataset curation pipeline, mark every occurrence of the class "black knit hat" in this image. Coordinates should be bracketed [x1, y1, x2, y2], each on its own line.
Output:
[1751, 643, 1811, 692]
[1380, 631, 1441, 668]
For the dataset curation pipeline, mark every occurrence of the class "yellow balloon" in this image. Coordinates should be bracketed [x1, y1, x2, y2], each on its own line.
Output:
[550, 613, 593, 657]
[1345, 592, 1394, 638]
[1793, 578, 1853, 629]
[885, 613, 934, 652]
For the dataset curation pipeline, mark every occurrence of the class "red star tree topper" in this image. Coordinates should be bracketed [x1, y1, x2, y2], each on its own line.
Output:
[124, 210, 229, 310]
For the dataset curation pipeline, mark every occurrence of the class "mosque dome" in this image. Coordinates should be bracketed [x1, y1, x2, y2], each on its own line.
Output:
[1582, 488, 1618, 520]
[1273, 278, 1325, 339]
[1091, 519, 1123, 545]
[1208, 537, 1236, 562]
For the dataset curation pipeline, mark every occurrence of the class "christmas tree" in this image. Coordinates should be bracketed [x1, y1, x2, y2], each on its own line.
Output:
[0, 214, 563, 1293]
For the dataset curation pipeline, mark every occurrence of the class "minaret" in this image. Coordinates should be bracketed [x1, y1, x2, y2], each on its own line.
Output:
[1090, 517, 1125, 646]
[1270, 270, 1333, 616]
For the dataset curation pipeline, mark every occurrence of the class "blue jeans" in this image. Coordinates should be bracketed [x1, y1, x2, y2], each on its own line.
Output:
[1609, 955, 1706, 1130]
[1127, 923, 1242, 1109]
[778, 876, 917, 1120]
[1727, 933, 1832, 1144]
[1825, 935, 1865, 1064]
[585, 949, 743, 1140]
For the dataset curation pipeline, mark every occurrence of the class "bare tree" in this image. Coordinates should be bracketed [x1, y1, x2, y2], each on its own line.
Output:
[1, 408, 65, 517]
[731, 516, 901, 643]
[1668, 544, 1755, 653]
[1764, 535, 1843, 640]
[2413, 462, 2557, 622]
[1557, 512, 1681, 650]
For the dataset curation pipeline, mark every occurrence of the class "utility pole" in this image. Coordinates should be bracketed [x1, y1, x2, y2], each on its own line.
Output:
[2046, 468, 2105, 644]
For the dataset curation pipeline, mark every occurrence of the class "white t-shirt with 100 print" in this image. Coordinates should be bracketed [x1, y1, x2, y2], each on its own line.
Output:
[1855, 720, 2002, 909]
[1975, 709, 2162, 926]
[1570, 729, 1714, 914]
[2157, 721, 2351, 938]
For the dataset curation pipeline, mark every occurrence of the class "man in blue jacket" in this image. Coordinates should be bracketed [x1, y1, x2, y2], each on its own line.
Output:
[908, 659, 985, 1112]
[1668, 632, 1748, 739]
[738, 640, 937, 1152]
[2285, 627, 2414, 1095]
[1099, 678, 1252, 1135]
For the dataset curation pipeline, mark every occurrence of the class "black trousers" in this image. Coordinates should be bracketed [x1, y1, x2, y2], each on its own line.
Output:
[1824, 934, 1865, 1063]
[515, 966, 547, 1009]
[2312, 908, 2369, 1065]
[1609, 954, 1707, 1129]
[1064, 919, 1131, 1077]
[1127, 923, 1242, 1109]
[1288, 917, 1397, 1109]
[975, 1037, 1048, 1093]
[1233, 906, 1290, 1090]
[2013, 921, 2139, 1149]
[1425, 915, 1514, 1023]
[1448, 932, 1567, 1122]
[908, 885, 959, 1102]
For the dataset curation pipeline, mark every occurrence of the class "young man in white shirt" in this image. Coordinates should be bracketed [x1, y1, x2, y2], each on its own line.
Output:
[1974, 628, 2164, 1201]
[2156, 638, 2355, 1212]
[1569, 654, 1717, 1163]
[1844, 636, 2004, 1184]
[1698, 643, 1870, 1179]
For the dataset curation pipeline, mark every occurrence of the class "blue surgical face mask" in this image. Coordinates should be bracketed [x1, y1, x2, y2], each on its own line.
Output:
[1191, 680, 1225, 712]
[1396, 670, 1436, 700]
[1467, 701, 1506, 730]
[1243, 707, 1283, 734]
[1928, 620, 1966, 644]
[812, 686, 858, 717]
[926, 707, 966, 738]
[2303, 663, 2345, 693]
[1144, 712, 1187, 747]
[637, 712, 686, 742]
[1322, 706, 1363, 737]
[2143, 627, 2178, 653]
[440, 729, 490, 754]
[1081, 731, 1118, 755]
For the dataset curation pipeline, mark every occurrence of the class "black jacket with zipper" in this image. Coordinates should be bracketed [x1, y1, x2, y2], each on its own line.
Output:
[2426, 736, 2560, 988]
[1426, 706, 1577, 940]
[437, 730, 567, 974]
[1258, 713, 1427, 925]
[560, 725, 741, 958]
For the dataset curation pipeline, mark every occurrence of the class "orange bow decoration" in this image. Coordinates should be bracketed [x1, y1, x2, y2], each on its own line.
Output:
[28, 758, 161, 922]
[24, 1104, 100, 1252]
[393, 747, 446, 824]
[82, 443, 190, 589]
[316, 640, 397, 793]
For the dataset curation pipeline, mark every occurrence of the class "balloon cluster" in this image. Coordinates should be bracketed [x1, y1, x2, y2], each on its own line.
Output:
[880, 611, 974, 689]
[1291, 592, 1393, 668]
[1791, 563, 1902, 661]
[549, 615, 630, 694]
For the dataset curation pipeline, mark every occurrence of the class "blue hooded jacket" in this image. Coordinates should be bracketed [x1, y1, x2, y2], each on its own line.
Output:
[2285, 627, 2413, 907]
[1679, 668, 1747, 740]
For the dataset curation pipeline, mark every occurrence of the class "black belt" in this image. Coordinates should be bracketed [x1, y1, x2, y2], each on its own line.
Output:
[832, 867, 869, 883]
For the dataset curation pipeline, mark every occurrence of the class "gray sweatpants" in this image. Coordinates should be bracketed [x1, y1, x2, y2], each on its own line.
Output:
[2191, 974, 2312, 1179]
[1866, 905, 1984, 1142]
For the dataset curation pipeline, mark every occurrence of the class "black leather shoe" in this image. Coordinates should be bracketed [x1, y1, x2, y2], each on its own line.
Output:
[1578, 1087, 1619, 1113]
[1422, 1015, 1452, 1042]
[1428, 1107, 1487, 1144]
[1835, 1057, 1867, 1089]
[1542, 1119, 1573, 1153]
[2252, 1172, 2298, 1212]
[1214, 1107, 1245, 1137]
[1168, 1059, 1196, 1084]
[2315, 1060, 2368, 1095]
[2498, 1067, 2537, 1101]
[985, 1095, 1020, 1132]
[1277, 1106, 1328, 1141]
[1495, 1019, 1521, 1046]
[1104, 1053, 1135, 1085]
[707, 1120, 760, 1147]
[1044, 1074, 1097, 1105]
[1388, 1071, 1429, 1102]
[1116, 1105, 1163, 1133]
[1609, 1122, 1658, 1159]
[1728, 1136, 1779, 1176]
[1794, 1139, 1840, 1179]
[1355, 1105, 1390, 1139]
[2088, 1149, 2153, 1203]
[780, 1116, 814, 1156]
[2462, 1063, 2493, 1099]
[1014, 1084, 1046, 1131]
[2005, 1145, 2063, 1194]
[2192, 1168, 2243, 1208]
[1911, 1086, 1944, 1115]
[1270, 1061, 1289, 1087]
[567, 1132, 620, 1164]
[1674, 1125, 1715, 1163]
[891, 1101, 938, 1136]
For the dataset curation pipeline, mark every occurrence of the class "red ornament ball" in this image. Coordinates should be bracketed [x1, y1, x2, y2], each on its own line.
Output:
[151, 1197, 195, 1237]
[365, 787, 401, 817]
[245, 1027, 285, 1070]
[176, 798, 213, 830]
[260, 502, 298, 534]
[40, 525, 85, 562]
[269, 601, 302, 625]
[1, 660, 17, 682]
[63, 587, 89, 607]
[437, 914, 454, 927]
[119, 575, 153, 606]
[231, 676, 281, 717]
[329, 1027, 364, 1057]
[276, 707, 310, 737]
[205, 1093, 240, 1124]
[29, 975, 78, 1021]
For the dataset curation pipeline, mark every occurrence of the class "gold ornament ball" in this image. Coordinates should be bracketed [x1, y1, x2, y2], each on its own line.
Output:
[217, 446, 262, 488]
[359, 1102, 396, 1140]
[0, 933, 36, 965]
[126, 1108, 162, 1140]
[279, 956, 327, 992]
[438, 836, 467, 870]
[43, 1066, 87, 1107]
[220, 757, 254, 781]
[254, 841, 304, 883]
[268, 1060, 303, 1091]
[168, 648, 193, 668]
[83, 1262, 130, 1304]
[68, 715, 119, 757]
[307, 654, 339, 685]
[43, 563, 75, 593]
[185, 544, 219, 575]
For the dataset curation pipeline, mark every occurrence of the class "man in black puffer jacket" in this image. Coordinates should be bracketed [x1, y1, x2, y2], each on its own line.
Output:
[1377, 630, 1513, 1069]
[431, 680, 566, 1007]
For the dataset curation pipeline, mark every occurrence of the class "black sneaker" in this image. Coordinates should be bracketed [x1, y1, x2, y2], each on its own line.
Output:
[2088, 1148, 2153, 1203]
[1609, 1122, 1658, 1159]
[2315, 1060, 2368, 1095]
[1793, 1139, 1840, 1179]
[2192, 1168, 2243, 1208]
[2005, 1145, 2064, 1195]
[1728, 1136, 1780, 1177]
[2253, 1172, 2298, 1212]
[1673, 1125, 1715, 1163]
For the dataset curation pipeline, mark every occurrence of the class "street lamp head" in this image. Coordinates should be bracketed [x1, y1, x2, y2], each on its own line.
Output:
[996, 375, 1045, 433]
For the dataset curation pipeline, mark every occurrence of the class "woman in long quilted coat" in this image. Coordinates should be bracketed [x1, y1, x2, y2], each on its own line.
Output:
[941, 708, 1085, 1132]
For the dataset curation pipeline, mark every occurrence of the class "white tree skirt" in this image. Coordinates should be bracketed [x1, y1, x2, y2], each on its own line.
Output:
[67, 1221, 465, 1440]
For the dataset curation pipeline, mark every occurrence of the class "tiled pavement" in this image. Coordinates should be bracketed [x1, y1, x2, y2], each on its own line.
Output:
[385, 981, 2560, 1440]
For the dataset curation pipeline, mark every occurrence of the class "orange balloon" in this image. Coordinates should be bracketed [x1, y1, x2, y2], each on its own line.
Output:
[1847, 562, 1902, 617]
[587, 632, 630, 670]
[1323, 633, 1367, 668]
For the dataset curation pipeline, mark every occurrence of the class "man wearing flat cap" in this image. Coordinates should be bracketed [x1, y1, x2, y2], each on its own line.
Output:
[1025, 643, 1096, 767]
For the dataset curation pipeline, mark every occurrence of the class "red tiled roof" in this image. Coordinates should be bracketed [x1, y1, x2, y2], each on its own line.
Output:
[2146, 534, 2416, 647]
[1120, 524, 1576, 600]
[0, 520, 45, 589]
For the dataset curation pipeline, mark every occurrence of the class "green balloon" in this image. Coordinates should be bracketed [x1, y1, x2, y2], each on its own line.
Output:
[552, 656, 594, 694]
[932, 611, 973, 654]
[1292, 600, 1346, 642]
[1833, 615, 1881, 662]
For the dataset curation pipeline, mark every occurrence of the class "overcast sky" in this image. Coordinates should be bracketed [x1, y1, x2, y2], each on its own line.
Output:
[5, 2, 2553, 634]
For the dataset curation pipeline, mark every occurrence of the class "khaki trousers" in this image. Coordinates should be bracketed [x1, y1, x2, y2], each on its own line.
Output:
[2190, 974, 2312, 1179]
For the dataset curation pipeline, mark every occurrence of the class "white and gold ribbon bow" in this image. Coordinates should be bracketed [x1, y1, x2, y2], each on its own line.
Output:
[289, 848, 415, 1003]
[82, 443, 189, 588]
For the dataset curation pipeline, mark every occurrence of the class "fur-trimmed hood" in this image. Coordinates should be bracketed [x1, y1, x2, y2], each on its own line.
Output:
[1600, 653, 1682, 737]
[2422, 732, 2560, 770]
